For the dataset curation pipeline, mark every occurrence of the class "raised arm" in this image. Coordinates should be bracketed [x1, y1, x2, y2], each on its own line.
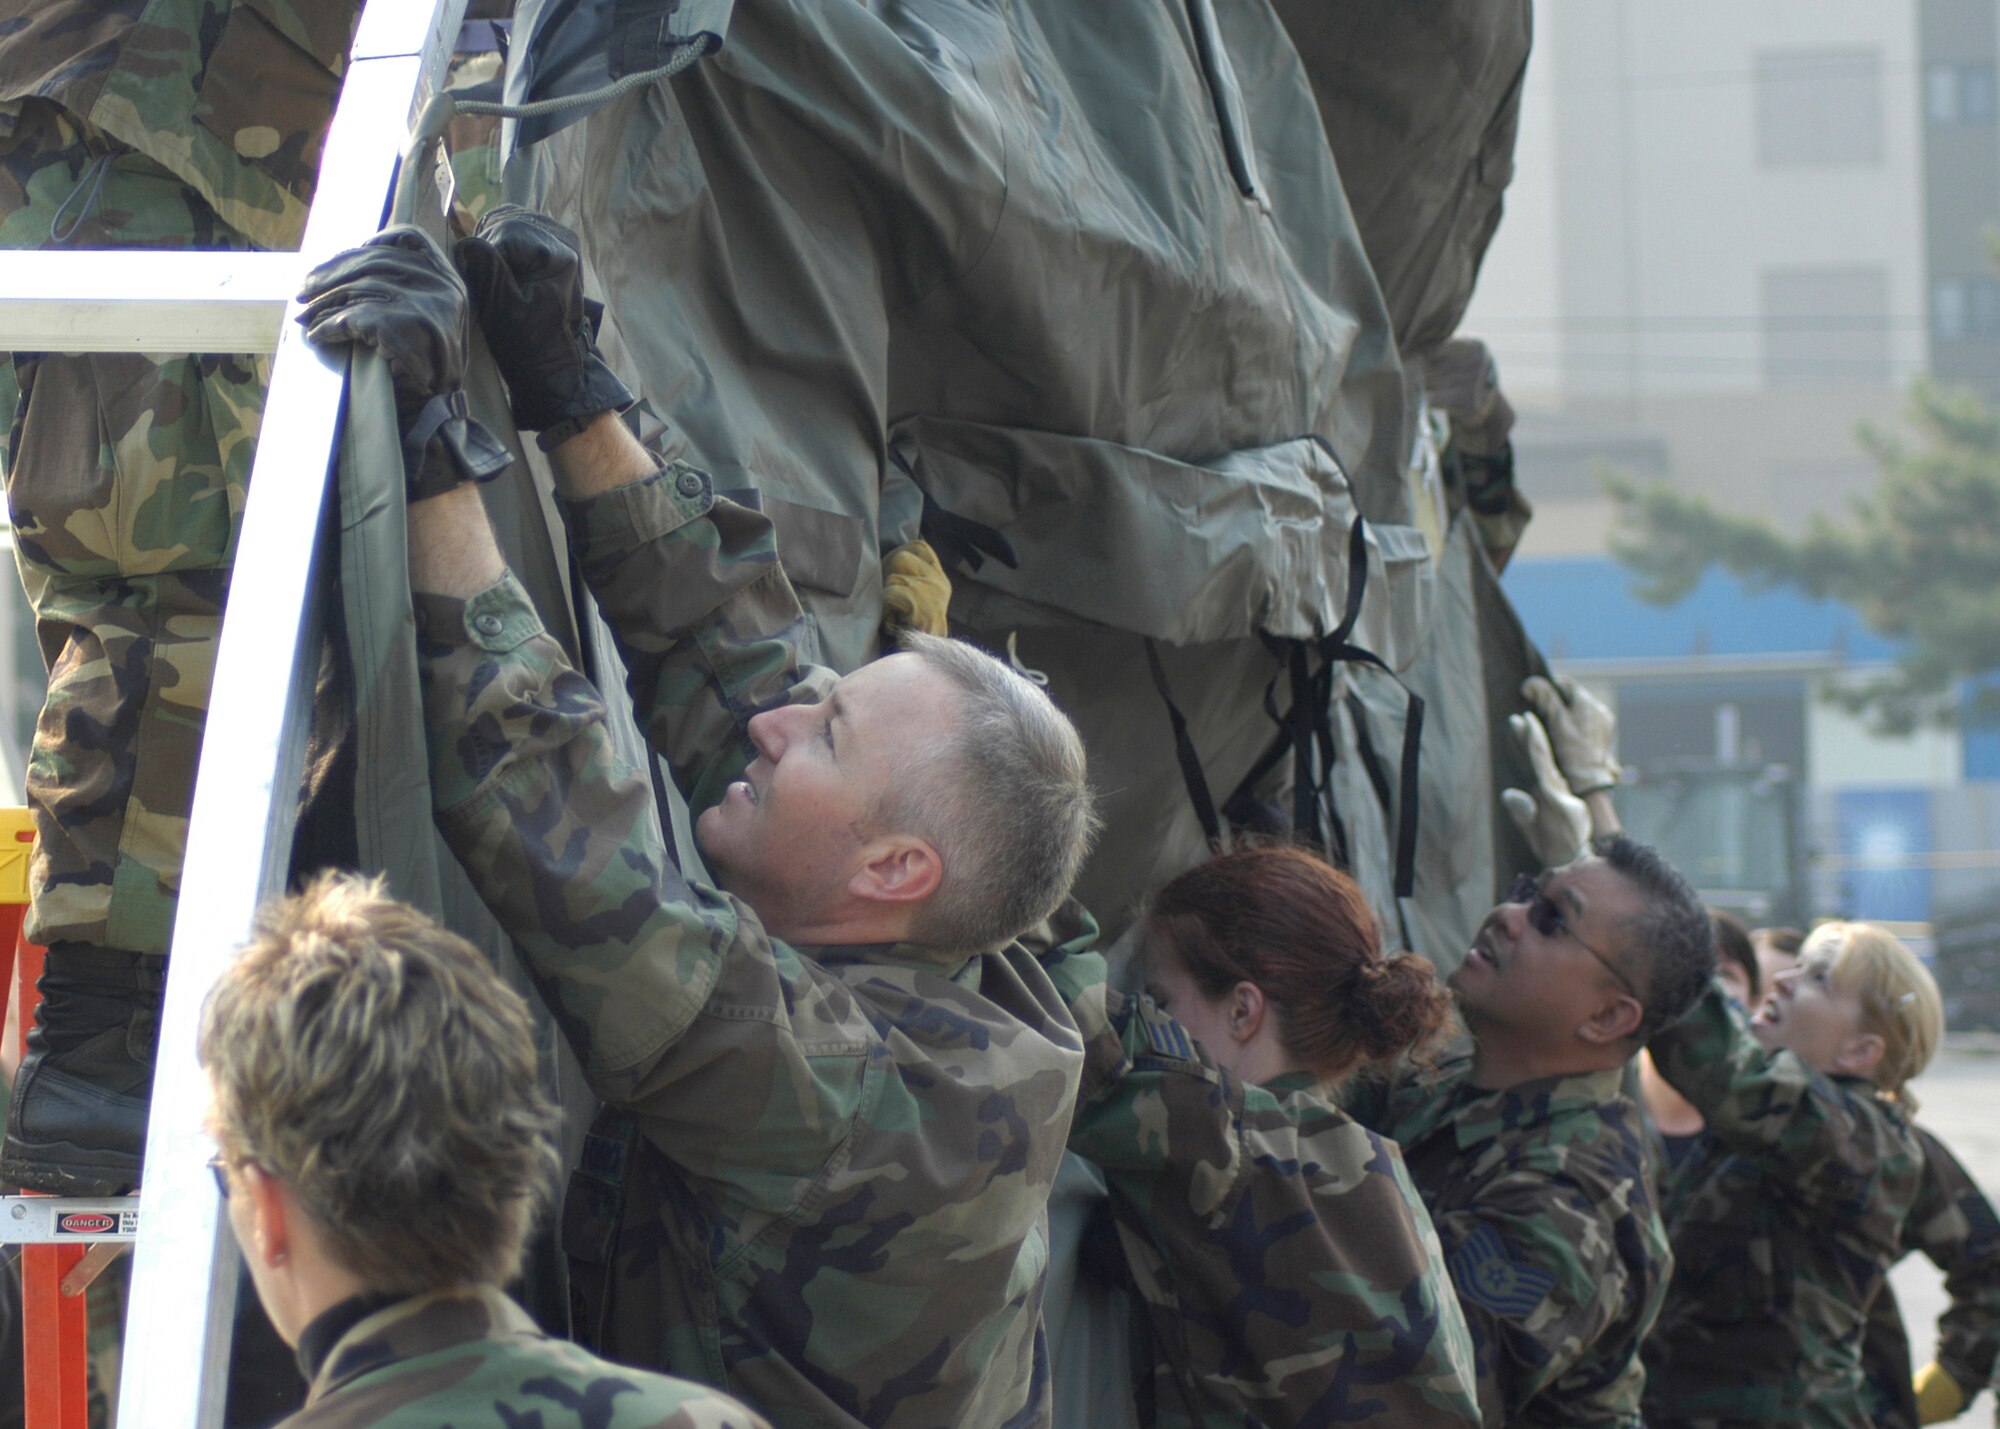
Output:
[300, 228, 854, 1144]
[409, 487, 887, 1191]
[409, 490, 729, 1089]
[1649, 981, 1918, 1232]
[457, 205, 828, 810]
[546, 413, 830, 809]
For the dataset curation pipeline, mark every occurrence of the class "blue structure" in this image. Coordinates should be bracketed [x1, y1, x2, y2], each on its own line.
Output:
[1503, 557, 1968, 928]
[1502, 558, 1900, 665]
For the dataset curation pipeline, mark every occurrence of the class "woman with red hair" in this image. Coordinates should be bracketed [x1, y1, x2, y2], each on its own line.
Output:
[1043, 845, 1477, 1428]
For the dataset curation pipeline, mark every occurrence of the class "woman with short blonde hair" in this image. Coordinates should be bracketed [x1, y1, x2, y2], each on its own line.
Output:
[201, 873, 770, 1428]
[1641, 918, 1944, 1428]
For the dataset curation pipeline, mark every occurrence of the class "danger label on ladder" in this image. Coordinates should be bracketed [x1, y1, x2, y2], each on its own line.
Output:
[52, 1209, 137, 1238]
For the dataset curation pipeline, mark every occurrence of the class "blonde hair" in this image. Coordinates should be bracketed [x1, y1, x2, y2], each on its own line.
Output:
[1810, 921, 1943, 1110]
[199, 873, 561, 1292]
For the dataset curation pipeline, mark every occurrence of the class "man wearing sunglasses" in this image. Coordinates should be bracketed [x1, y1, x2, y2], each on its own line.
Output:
[1345, 826, 1716, 1427]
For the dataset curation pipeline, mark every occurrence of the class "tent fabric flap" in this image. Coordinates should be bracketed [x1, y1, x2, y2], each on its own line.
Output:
[894, 418, 1433, 665]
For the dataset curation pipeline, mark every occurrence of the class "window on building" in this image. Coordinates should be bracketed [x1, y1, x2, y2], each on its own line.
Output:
[1977, 278, 2000, 333]
[1929, 65, 1961, 124]
[1932, 276, 2000, 342]
[1935, 279, 1968, 340]
[1617, 679, 1808, 776]
[1967, 65, 1998, 122]
[1757, 49, 1884, 165]
[1762, 267, 1891, 386]
[1925, 62, 1998, 126]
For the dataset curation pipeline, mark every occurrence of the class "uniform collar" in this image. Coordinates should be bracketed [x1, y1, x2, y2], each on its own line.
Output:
[806, 939, 979, 979]
[306, 1286, 533, 1405]
[294, 1290, 401, 1384]
[1446, 1063, 1630, 1152]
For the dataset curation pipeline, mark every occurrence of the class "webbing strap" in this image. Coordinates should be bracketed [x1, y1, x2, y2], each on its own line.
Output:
[1317, 625, 1423, 899]
[1285, 638, 1318, 848]
[1144, 637, 1222, 846]
[1146, 502, 1422, 900]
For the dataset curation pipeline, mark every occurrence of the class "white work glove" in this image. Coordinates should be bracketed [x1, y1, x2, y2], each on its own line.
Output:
[1422, 337, 1515, 455]
[1522, 674, 1621, 795]
[1501, 712, 1592, 868]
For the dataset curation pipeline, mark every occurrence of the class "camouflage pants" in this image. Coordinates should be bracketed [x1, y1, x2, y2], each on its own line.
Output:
[0, 100, 265, 956]
[444, 47, 506, 231]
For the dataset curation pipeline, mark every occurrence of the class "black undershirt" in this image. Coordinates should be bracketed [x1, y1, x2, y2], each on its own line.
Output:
[294, 1291, 405, 1384]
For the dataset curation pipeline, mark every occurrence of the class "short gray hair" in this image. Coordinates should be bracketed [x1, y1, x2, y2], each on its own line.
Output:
[882, 633, 1098, 955]
[200, 873, 561, 1292]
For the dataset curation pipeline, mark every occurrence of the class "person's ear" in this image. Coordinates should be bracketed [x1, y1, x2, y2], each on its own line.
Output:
[1833, 1029, 1887, 1082]
[848, 836, 943, 907]
[1228, 981, 1268, 1047]
[1577, 990, 1644, 1047]
[241, 1163, 292, 1271]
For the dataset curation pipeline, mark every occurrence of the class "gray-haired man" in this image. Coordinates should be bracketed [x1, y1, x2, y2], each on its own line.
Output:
[300, 211, 1098, 1429]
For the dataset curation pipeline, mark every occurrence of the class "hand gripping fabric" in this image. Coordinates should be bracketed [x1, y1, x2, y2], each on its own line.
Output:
[1522, 674, 1621, 795]
[297, 225, 511, 499]
[1500, 711, 1591, 868]
[454, 204, 635, 448]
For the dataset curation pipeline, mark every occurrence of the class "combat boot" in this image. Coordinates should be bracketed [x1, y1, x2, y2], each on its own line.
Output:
[0, 944, 163, 1196]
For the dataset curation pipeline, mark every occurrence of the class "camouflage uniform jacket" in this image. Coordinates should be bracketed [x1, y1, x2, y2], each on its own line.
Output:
[1341, 1044, 1667, 1428]
[1645, 981, 1924, 1429]
[0, 0, 359, 251]
[1863, 1125, 2000, 1429]
[1035, 923, 1482, 1429]
[418, 465, 1085, 1429]
[284, 1286, 771, 1428]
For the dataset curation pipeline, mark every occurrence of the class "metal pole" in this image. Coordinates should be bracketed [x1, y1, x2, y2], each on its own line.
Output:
[0, 252, 302, 354]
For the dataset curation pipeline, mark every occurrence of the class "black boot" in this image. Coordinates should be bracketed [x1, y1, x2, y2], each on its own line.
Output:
[0, 944, 163, 1196]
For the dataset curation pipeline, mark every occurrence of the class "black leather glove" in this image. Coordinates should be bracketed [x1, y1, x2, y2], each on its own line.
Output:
[297, 225, 511, 499]
[453, 204, 634, 450]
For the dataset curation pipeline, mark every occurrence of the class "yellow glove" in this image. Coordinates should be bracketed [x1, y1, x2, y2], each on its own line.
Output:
[881, 539, 952, 637]
[1914, 1361, 1967, 1424]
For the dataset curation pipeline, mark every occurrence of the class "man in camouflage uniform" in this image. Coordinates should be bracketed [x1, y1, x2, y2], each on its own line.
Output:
[0, 0, 362, 1193]
[1344, 836, 1716, 1427]
[300, 214, 1096, 1429]
[202, 873, 771, 1429]
[1864, 1125, 2000, 1427]
[1028, 904, 1482, 1428]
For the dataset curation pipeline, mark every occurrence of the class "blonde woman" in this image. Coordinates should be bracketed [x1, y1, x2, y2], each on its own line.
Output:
[1640, 921, 1944, 1429]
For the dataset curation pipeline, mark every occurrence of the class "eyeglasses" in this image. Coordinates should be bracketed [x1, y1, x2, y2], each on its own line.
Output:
[207, 1153, 233, 1200]
[1505, 873, 1644, 1004]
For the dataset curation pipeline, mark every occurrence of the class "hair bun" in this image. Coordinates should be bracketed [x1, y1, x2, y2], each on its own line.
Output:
[1347, 953, 1452, 1065]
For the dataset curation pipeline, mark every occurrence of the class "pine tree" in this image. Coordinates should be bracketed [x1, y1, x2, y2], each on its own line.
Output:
[1608, 378, 2000, 735]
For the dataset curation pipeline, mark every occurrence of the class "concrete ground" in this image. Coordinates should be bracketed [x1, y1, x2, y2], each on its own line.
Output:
[1889, 1041, 2000, 1422]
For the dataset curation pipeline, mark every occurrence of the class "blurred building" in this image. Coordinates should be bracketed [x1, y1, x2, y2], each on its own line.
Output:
[1466, 0, 2000, 985]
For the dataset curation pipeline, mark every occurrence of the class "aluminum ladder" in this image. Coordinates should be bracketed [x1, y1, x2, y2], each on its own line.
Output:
[0, 2, 471, 1422]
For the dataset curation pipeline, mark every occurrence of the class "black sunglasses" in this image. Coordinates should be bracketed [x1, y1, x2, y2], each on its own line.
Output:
[1505, 873, 1643, 1003]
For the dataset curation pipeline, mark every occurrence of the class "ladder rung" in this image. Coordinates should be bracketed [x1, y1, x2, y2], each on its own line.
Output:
[0, 1196, 140, 1244]
[0, 252, 304, 354]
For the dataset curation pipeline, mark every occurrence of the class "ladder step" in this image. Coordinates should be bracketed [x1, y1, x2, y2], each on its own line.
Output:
[0, 1196, 140, 1244]
[0, 251, 305, 354]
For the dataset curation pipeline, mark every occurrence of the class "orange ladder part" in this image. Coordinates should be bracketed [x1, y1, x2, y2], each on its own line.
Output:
[0, 808, 91, 1429]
